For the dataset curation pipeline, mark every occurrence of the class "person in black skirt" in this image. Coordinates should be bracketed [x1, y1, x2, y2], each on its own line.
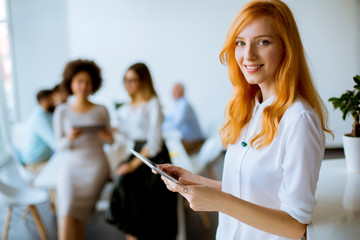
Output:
[106, 62, 178, 240]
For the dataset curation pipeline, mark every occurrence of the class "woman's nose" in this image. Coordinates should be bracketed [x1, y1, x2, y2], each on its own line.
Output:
[244, 44, 257, 60]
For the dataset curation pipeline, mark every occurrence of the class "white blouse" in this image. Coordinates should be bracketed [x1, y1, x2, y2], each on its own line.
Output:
[116, 97, 163, 157]
[216, 95, 325, 240]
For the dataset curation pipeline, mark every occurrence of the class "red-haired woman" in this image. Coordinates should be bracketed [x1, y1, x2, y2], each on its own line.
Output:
[157, 0, 332, 239]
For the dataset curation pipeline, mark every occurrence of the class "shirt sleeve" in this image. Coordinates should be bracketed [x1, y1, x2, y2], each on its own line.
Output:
[278, 112, 325, 224]
[101, 105, 114, 144]
[53, 105, 72, 151]
[143, 98, 163, 157]
[101, 105, 112, 130]
[114, 104, 130, 138]
[34, 111, 56, 149]
[162, 99, 187, 130]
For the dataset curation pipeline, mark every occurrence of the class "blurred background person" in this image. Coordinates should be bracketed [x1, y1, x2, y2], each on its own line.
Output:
[106, 62, 177, 240]
[162, 82, 204, 155]
[20, 89, 56, 174]
[54, 59, 114, 240]
[52, 83, 69, 106]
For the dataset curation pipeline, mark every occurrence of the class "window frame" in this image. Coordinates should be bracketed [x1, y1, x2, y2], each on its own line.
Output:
[0, 0, 19, 122]
[0, 0, 17, 164]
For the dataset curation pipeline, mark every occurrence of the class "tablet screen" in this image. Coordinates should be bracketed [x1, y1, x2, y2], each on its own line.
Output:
[73, 124, 106, 133]
[129, 149, 185, 186]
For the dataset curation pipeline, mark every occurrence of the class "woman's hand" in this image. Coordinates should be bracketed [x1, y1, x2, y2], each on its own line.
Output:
[161, 173, 223, 212]
[116, 160, 138, 175]
[156, 164, 223, 212]
[157, 164, 202, 185]
[68, 128, 83, 142]
[97, 129, 114, 144]
[116, 163, 132, 175]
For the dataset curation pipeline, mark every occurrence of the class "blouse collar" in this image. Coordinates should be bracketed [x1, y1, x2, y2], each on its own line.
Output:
[254, 91, 275, 110]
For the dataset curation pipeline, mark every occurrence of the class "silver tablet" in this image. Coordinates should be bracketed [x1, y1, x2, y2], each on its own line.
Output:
[129, 149, 185, 186]
[72, 124, 106, 133]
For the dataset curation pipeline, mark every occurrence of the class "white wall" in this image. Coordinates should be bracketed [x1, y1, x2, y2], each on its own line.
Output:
[10, 0, 70, 120]
[66, 0, 238, 136]
[286, 0, 359, 146]
[11, 0, 360, 146]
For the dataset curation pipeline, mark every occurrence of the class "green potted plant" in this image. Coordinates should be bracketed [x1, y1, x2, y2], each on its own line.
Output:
[329, 74, 360, 173]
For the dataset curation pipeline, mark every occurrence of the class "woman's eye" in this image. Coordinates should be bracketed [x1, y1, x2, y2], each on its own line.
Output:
[258, 40, 270, 46]
[236, 41, 245, 47]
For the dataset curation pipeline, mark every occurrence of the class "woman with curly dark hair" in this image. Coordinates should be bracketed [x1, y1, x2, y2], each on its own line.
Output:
[54, 59, 114, 240]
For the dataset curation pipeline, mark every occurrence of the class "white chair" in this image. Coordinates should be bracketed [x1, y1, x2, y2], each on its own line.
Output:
[176, 194, 186, 240]
[0, 155, 49, 240]
[164, 130, 224, 230]
[163, 130, 224, 177]
[95, 181, 113, 212]
[187, 134, 224, 229]
[190, 134, 224, 179]
[8, 122, 36, 186]
[7, 145, 36, 185]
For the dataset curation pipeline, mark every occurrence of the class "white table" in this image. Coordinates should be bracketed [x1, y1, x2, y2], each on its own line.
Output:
[164, 136, 194, 173]
[33, 137, 194, 215]
[307, 159, 360, 240]
[33, 151, 69, 189]
[33, 138, 193, 189]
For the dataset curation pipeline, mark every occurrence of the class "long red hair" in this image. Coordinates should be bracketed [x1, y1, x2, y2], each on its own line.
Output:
[219, 0, 332, 149]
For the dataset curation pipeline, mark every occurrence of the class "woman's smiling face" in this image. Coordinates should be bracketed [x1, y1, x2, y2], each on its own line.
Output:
[123, 69, 141, 97]
[235, 16, 284, 95]
[71, 71, 93, 99]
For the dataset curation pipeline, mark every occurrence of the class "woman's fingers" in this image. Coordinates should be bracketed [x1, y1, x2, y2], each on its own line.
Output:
[179, 177, 198, 186]
[69, 128, 83, 141]
[116, 164, 130, 175]
[161, 175, 218, 212]
[97, 130, 113, 143]
[153, 164, 174, 175]
[161, 176, 183, 193]
[158, 164, 181, 174]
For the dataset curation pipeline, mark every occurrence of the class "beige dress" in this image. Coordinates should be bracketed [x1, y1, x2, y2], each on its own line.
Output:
[53, 104, 111, 222]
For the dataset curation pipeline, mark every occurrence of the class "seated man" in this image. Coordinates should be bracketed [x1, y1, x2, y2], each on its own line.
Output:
[162, 83, 204, 155]
[20, 89, 56, 174]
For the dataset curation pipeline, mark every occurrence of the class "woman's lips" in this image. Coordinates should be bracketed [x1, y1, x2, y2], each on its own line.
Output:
[244, 64, 264, 73]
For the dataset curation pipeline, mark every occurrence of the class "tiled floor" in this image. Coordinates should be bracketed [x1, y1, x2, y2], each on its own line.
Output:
[0, 148, 344, 240]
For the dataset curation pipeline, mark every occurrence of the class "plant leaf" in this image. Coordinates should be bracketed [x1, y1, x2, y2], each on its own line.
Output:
[354, 75, 360, 85]
[342, 109, 348, 120]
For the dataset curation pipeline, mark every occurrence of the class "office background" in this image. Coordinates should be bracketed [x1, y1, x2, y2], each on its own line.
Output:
[3, 0, 360, 148]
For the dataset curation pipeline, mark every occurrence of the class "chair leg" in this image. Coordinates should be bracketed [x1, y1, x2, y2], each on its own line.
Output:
[49, 188, 57, 213]
[2, 206, 12, 240]
[199, 212, 211, 229]
[184, 198, 211, 229]
[23, 206, 30, 220]
[29, 205, 47, 240]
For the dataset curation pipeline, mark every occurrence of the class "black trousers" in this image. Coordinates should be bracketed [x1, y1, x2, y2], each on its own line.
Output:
[106, 141, 178, 240]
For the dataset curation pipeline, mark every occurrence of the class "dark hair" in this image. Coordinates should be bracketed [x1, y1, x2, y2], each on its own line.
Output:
[52, 84, 66, 94]
[36, 89, 53, 103]
[61, 59, 102, 95]
[52, 84, 62, 92]
[125, 62, 157, 101]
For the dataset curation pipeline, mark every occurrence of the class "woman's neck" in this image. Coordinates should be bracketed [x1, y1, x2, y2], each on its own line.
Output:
[258, 85, 275, 103]
[72, 97, 93, 113]
[131, 92, 146, 107]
